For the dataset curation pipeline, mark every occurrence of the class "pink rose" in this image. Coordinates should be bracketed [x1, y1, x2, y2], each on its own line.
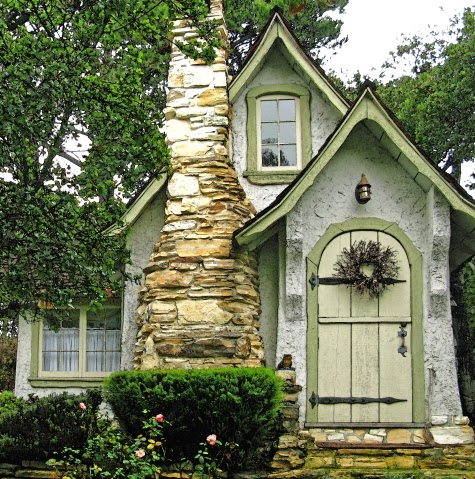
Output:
[134, 449, 145, 458]
[206, 434, 217, 446]
[155, 414, 164, 422]
[79, 403, 86, 411]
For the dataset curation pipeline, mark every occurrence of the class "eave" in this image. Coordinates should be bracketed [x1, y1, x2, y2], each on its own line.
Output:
[105, 175, 167, 235]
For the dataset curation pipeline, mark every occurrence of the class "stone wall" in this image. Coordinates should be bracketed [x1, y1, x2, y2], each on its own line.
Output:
[269, 444, 475, 478]
[134, 0, 264, 370]
[0, 462, 55, 479]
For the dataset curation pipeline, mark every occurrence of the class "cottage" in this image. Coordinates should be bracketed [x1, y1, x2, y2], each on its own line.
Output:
[15, 1, 475, 446]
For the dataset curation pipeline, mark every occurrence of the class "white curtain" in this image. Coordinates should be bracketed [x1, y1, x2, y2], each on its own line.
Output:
[42, 309, 121, 374]
[43, 326, 79, 372]
[86, 328, 121, 372]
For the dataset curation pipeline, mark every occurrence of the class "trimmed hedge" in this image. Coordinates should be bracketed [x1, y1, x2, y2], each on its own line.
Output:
[0, 389, 102, 463]
[103, 367, 283, 468]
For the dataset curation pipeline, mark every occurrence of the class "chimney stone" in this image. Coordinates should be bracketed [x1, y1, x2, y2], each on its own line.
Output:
[134, 0, 265, 370]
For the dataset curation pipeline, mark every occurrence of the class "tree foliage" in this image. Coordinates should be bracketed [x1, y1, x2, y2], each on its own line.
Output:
[224, 0, 348, 74]
[0, 0, 219, 322]
[0, 0, 349, 324]
[376, 8, 475, 185]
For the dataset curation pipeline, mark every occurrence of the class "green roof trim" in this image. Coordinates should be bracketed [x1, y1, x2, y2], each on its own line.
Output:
[229, 10, 349, 115]
[105, 175, 167, 235]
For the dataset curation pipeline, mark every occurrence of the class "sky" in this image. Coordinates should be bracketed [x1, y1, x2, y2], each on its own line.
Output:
[322, 0, 474, 79]
[321, 0, 475, 193]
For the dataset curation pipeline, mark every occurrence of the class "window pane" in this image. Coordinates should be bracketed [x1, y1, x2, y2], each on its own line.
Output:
[87, 308, 121, 372]
[262, 145, 278, 167]
[278, 99, 295, 122]
[280, 145, 297, 167]
[43, 312, 79, 372]
[280, 121, 296, 144]
[259, 96, 299, 169]
[261, 123, 278, 145]
[261, 100, 278, 122]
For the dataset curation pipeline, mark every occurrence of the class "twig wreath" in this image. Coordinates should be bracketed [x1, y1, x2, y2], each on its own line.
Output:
[334, 240, 400, 297]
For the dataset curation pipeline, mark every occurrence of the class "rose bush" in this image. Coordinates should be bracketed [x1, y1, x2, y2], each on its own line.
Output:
[49, 409, 236, 479]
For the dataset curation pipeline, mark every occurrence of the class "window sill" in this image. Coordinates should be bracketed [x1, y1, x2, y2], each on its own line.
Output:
[29, 377, 107, 388]
[243, 170, 300, 185]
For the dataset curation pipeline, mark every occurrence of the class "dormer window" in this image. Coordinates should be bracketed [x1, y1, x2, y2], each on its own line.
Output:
[244, 84, 311, 184]
[258, 96, 301, 170]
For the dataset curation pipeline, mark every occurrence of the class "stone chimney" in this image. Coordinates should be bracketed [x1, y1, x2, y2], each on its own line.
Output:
[134, 0, 265, 370]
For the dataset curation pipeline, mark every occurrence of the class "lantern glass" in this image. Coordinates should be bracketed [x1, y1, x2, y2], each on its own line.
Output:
[355, 175, 371, 204]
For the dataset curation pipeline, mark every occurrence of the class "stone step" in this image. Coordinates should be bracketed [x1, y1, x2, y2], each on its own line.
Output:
[267, 469, 475, 479]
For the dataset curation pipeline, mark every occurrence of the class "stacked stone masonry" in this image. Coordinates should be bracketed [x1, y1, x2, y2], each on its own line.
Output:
[269, 444, 475, 478]
[134, 0, 265, 370]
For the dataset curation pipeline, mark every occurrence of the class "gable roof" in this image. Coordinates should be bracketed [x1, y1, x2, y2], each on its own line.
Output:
[229, 8, 349, 115]
[233, 83, 475, 270]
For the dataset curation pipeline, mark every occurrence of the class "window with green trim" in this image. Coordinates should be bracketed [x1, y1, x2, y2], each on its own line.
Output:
[245, 84, 311, 185]
[258, 95, 301, 170]
[39, 306, 121, 377]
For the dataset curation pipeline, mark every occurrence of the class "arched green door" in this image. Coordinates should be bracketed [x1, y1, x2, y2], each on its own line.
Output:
[307, 230, 413, 424]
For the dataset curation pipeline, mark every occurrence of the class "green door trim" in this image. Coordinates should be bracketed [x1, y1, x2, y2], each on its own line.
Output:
[306, 217, 424, 424]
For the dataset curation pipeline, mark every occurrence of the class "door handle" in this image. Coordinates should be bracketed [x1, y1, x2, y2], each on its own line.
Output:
[398, 323, 407, 357]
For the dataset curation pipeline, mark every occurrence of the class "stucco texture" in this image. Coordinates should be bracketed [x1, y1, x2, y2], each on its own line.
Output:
[231, 46, 342, 212]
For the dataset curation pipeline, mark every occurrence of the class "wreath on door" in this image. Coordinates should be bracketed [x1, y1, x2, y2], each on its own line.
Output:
[333, 240, 400, 297]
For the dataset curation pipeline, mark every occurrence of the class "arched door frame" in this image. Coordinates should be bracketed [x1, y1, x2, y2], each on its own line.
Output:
[306, 217, 425, 425]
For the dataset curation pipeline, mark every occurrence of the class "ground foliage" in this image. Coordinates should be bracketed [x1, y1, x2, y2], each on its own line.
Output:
[224, 0, 348, 74]
[0, 0, 220, 323]
[49, 413, 235, 479]
[0, 317, 17, 390]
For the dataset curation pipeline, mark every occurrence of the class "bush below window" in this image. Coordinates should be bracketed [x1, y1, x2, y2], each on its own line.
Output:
[0, 390, 102, 463]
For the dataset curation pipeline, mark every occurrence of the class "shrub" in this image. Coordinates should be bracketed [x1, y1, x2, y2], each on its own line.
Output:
[49, 412, 234, 479]
[103, 367, 283, 468]
[0, 390, 24, 416]
[0, 337, 17, 390]
[0, 389, 102, 463]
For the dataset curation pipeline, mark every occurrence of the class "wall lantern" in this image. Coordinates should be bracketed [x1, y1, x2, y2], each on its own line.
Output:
[355, 174, 371, 204]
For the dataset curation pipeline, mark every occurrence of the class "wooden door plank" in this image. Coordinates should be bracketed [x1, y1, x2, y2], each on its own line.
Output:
[352, 323, 379, 422]
[319, 233, 351, 318]
[350, 231, 378, 317]
[317, 323, 351, 422]
[379, 233, 411, 318]
[379, 323, 413, 422]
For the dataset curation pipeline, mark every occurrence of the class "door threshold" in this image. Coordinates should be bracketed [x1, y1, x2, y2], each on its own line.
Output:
[305, 422, 424, 428]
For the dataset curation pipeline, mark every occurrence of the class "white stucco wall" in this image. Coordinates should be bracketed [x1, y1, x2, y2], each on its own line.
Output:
[231, 46, 343, 213]
[14, 188, 167, 398]
[121, 190, 167, 370]
[264, 123, 462, 422]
